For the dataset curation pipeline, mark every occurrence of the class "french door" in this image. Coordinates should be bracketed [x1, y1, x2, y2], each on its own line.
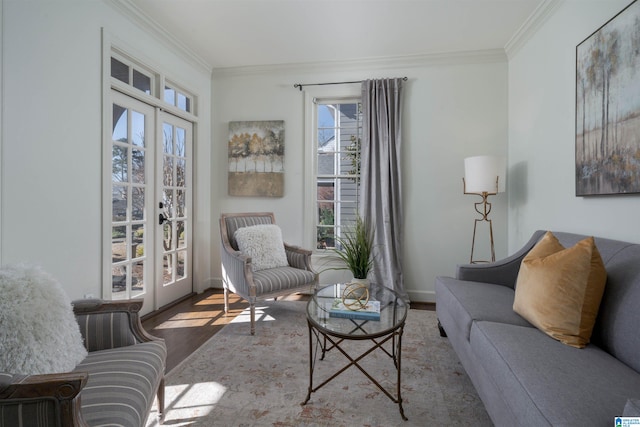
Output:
[106, 89, 192, 315]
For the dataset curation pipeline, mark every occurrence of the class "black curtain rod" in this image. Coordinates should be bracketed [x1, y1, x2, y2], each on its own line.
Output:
[293, 77, 407, 91]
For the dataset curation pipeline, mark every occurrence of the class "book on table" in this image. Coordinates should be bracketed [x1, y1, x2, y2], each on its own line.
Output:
[328, 298, 381, 321]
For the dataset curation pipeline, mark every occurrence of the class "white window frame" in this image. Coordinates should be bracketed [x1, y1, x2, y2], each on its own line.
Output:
[303, 86, 362, 258]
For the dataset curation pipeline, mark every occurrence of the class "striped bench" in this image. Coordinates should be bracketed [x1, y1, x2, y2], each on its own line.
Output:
[0, 299, 166, 427]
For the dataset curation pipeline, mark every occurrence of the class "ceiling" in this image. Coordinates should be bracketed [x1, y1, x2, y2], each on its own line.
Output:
[129, 0, 546, 70]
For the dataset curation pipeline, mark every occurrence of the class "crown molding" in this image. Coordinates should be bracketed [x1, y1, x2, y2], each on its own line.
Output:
[212, 49, 507, 78]
[505, 0, 564, 59]
[103, 0, 213, 74]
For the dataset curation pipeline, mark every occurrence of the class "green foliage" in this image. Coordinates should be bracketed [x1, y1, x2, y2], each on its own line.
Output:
[332, 215, 374, 279]
[317, 207, 335, 248]
[134, 227, 145, 239]
[344, 135, 361, 182]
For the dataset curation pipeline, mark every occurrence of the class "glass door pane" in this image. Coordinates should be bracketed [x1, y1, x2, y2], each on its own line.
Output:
[107, 90, 155, 314]
[156, 112, 192, 308]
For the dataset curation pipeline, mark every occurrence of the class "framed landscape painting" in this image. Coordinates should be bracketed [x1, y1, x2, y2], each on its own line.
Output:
[575, 0, 640, 196]
[228, 120, 285, 197]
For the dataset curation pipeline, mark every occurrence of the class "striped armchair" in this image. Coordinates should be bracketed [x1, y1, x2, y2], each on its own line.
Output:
[0, 299, 165, 427]
[220, 212, 317, 335]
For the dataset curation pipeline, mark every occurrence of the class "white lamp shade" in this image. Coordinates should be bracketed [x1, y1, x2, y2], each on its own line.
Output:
[464, 155, 506, 193]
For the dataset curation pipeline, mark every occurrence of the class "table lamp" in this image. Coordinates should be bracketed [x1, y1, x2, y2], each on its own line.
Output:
[463, 155, 506, 263]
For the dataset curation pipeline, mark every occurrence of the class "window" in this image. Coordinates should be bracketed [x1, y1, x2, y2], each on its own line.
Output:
[110, 50, 196, 116]
[164, 82, 193, 114]
[110, 54, 154, 95]
[315, 100, 363, 250]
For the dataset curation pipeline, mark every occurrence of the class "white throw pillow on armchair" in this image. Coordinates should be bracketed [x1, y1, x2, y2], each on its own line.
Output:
[0, 264, 88, 374]
[234, 224, 289, 271]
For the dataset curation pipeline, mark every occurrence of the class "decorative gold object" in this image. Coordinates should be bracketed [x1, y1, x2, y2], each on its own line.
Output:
[342, 283, 370, 311]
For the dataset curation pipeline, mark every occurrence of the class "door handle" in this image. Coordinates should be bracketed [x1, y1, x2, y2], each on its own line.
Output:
[159, 213, 170, 225]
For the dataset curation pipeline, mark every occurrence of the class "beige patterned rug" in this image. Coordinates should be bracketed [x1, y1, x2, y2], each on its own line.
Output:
[145, 300, 492, 426]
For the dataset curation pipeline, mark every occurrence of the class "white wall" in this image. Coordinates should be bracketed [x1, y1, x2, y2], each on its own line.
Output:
[212, 54, 508, 302]
[1, 0, 213, 300]
[508, 0, 640, 250]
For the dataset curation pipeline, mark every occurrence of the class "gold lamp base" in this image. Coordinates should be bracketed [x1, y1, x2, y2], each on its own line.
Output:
[464, 179, 496, 264]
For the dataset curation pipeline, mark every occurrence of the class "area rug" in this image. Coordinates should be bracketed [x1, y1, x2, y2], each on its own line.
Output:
[145, 301, 492, 427]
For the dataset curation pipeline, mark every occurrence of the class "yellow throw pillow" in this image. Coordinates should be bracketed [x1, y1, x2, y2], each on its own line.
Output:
[513, 232, 607, 348]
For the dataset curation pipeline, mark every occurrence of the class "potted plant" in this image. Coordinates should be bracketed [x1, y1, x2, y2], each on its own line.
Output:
[332, 215, 375, 284]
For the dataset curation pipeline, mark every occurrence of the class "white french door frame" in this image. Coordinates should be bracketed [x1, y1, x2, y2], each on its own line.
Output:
[155, 111, 193, 309]
[103, 88, 194, 315]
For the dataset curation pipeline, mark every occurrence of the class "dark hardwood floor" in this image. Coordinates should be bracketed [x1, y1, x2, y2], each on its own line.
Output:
[142, 288, 434, 372]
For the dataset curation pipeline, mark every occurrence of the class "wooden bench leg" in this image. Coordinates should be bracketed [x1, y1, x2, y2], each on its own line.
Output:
[250, 303, 256, 335]
[157, 377, 165, 419]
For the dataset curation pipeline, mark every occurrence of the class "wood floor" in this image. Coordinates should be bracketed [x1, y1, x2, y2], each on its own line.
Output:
[142, 288, 435, 372]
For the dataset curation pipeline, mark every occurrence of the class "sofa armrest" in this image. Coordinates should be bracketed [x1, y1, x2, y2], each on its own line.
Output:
[73, 299, 163, 352]
[456, 230, 546, 288]
[284, 243, 314, 271]
[0, 372, 89, 426]
[220, 236, 255, 297]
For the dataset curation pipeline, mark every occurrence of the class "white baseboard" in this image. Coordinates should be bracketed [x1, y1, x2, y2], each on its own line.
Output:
[406, 289, 435, 303]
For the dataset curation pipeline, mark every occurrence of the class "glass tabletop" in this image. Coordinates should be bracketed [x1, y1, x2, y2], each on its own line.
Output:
[306, 283, 408, 338]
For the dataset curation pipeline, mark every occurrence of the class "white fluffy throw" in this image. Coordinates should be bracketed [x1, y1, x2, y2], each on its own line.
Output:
[0, 264, 88, 374]
[234, 224, 289, 271]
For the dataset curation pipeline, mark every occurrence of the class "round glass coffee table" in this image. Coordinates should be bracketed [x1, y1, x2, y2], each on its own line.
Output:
[301, 283, 409, 420]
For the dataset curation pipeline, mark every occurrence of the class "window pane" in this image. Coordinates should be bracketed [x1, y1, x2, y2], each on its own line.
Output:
[132, 224, 145, 258]
[111, 57, 129, 84]
[176, 189, 185, 217]
[112, 146, 128, 183]
[164, 86, 175, 105]
[176, 128, 186, 157]
[131, 187, 144, 221]
[164, 156, 174, 186]
[317, 152, 335, 175]
[131, 111, 145, 147]
[163, 254, 174, 285]
[131, 224, 144, 258]
[176, 221, 187, 249]
[164, 222, 174, 250]
[177, 92, 188, 111]
[317, 226, 334, 249]
[112, 264, 128, 296]
[176, 159, 186, 187]
[163, 189, 174, 218]
[132, 261, 145, 297]
[132, 149, 145, 184]
[112, 104, 127, 141]
[317, 183, 334, 201]
[112, 186, 127, 221]
[318, 129, 335, 151]
[133, 69, 151, 94]
[177, 251, 186, 279]
[163, 123, 173, 154]
[112, 226, 126, 262]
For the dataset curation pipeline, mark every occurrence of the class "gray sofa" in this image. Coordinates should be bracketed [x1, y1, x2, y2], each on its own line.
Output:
[0, 299, 166, 427]
[436, 230, 640, 426]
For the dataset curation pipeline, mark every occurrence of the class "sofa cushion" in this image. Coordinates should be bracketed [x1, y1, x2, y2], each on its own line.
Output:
[74, 340, 166, 427]
[470, 320, 640, 426]
[513, 232, 606, 348]
[234, 224, 289, 271]
[252, 266, 316, 295]
[435, 276, 532, 342]
[0, 264, 88, 374]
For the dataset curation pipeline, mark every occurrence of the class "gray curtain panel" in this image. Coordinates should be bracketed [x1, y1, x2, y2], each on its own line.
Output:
[361, 78, 408, 302]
